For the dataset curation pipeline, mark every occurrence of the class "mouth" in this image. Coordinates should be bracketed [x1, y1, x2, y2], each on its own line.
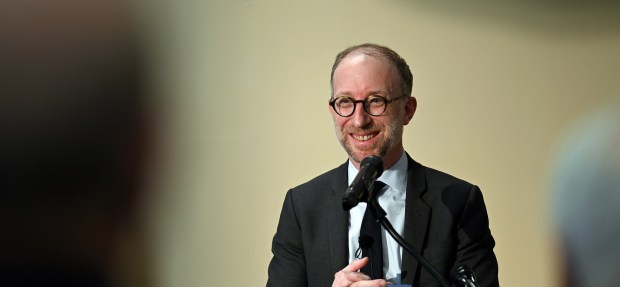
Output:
[350, 132, 379, 142]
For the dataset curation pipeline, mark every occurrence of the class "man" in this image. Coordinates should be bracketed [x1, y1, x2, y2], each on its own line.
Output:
[267, 44, 499, 287]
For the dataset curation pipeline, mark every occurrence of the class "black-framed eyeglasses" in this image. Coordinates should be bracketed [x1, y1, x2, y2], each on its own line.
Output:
[329, 94, 407, 117]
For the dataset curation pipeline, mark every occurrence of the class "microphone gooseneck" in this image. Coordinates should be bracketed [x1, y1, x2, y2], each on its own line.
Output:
[370, 200, 451, 287]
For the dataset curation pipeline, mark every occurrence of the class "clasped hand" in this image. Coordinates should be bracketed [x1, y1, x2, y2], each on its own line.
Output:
[332, 257, 388, 287]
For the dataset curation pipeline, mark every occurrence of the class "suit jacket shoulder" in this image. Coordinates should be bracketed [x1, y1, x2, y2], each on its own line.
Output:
[268, 161, 350, 287]
[402, 157, 498, 286]
[289, 161, 348, 201]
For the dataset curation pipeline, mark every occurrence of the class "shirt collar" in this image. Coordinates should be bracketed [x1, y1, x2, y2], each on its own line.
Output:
[347, 152, 408, 194]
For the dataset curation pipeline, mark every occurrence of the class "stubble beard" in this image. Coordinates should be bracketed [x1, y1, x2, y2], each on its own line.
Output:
[335, 120, 404, 165]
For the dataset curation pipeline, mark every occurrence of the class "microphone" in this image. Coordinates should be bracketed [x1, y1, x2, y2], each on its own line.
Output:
[354, 234, 374, 259]
[342, 156, 383, 211]
[451, 264, 479, 287]
[358, 234, 374, 248]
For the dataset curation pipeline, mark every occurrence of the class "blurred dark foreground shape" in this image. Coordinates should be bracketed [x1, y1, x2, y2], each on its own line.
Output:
[0, 1, 153, 286]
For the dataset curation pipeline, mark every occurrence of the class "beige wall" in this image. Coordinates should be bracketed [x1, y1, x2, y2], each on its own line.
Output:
[140, 1, 620, 286]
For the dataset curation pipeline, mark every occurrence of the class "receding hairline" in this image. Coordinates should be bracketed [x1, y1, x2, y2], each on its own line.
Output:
[331, 51, 401, 93]
[330, 44, 413, 98]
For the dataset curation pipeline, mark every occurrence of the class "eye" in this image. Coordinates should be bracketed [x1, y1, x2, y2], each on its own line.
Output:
[336, 97, 353, 107]
[367, 96, 385, 106]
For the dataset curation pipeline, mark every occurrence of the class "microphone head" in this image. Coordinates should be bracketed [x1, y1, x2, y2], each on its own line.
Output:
[342, 156, 384, 211]
[358, 234, 375, 248]
[360, 156, 384, 177]
[450, 264, 476, 285]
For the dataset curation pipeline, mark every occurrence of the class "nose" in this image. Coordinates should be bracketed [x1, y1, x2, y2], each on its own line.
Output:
[350, 102, 372, 128]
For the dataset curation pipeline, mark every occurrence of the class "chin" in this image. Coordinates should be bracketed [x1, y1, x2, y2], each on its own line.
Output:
[350, 150, 381, 163]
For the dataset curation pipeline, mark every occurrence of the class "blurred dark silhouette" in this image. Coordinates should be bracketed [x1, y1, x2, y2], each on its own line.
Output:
[0, 1, 152, 286]
[551, 104, 620, 287]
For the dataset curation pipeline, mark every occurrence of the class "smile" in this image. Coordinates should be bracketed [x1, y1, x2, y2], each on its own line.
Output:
[351, 133, 376, 141]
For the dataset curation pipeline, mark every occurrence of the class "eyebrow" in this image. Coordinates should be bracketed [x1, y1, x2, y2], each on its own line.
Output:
[334, 91, 389, 98]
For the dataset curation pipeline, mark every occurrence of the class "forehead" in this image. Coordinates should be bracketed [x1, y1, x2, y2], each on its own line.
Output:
[332, 52, 399, 95]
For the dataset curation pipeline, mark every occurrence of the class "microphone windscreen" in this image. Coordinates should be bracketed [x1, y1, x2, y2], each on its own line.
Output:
[358, 234, 375, 248]
[360, 156, 384, 177]
[450, 264, 476, 286]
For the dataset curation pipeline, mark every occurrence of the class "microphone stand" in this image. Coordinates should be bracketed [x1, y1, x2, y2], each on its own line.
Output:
[366, 196, 451, 287]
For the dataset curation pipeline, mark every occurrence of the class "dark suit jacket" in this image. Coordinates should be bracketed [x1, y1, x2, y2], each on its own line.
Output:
[267, 155, 499, 287]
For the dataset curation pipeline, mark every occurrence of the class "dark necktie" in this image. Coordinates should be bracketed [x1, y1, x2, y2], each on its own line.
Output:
[359, 181, 386, 279]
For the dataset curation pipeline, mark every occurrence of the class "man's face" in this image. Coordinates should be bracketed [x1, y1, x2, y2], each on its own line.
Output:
[330, 52, 416, 168]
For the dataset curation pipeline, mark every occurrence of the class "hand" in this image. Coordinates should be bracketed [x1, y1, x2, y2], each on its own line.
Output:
[332, 257, 388, 287]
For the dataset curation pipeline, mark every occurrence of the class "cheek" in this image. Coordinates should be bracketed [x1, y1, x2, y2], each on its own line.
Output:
[333, 117, 348, 130]
[381, 118, 401, 135]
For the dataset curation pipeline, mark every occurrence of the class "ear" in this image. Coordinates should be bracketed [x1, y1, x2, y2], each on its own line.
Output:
[403, 96, 416, 125]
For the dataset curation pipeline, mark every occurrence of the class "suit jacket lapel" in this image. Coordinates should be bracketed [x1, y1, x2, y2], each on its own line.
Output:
[327, 161, 350, 273]
[401, 155, 431, 284]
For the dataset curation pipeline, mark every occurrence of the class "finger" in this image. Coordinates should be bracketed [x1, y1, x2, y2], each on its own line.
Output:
[344, 270, 371, 282]
[350, 279, 388, 287]
[341, 257, 369, 272]
[332, 270, 376, 287]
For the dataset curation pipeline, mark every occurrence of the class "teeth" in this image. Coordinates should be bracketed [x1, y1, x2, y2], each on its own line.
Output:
[354, 134, 374, 141]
